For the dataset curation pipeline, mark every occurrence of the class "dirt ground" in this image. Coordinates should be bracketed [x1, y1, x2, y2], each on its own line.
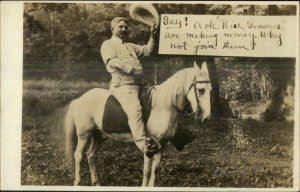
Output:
[21, 104, 293, 187]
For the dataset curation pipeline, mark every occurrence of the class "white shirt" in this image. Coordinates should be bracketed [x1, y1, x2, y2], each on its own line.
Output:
[100, 36, 154, 74]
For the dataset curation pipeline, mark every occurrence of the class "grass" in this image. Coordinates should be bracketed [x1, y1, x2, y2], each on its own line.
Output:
[21, 79, 294, 187]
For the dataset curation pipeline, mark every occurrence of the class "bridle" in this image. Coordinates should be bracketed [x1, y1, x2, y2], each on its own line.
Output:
[178, 79, 210, 119]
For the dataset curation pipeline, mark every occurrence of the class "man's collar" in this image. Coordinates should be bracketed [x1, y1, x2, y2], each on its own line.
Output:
[111, 35, 123, 44]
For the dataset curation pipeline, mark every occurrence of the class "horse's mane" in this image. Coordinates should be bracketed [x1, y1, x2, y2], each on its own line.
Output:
[152, 67, 196, 111]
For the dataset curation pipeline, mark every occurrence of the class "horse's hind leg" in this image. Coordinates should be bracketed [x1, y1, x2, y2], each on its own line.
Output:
[74, 132, 90, 185]
[87, 132, 104, 186]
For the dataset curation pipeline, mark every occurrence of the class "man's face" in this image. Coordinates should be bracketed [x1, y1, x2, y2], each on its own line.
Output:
[112, 20, 129, 40]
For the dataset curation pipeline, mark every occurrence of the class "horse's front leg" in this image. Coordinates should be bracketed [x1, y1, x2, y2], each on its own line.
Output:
[148, 152, 161, 187]
[74, 134, 89, 185]
[142, 154, 153, 186]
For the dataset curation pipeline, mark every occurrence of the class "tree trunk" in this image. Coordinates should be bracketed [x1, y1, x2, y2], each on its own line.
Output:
[49, 9, 57, 44]
[250, 81, 256, 103]
[205, 56, 222, 117]
[263, 58, 295, 121]
[153, 63, 157, 84]
[259, 75, 267, 102]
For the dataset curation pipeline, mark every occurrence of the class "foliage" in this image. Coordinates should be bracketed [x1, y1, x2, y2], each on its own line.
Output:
[216, 57, 273, 103]
[23, 3, 149, 70]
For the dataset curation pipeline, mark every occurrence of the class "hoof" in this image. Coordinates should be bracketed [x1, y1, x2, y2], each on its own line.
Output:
[92, 181, 101, 186]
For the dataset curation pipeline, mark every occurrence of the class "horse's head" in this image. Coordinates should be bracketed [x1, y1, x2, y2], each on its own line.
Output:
[186, 61, 212, 122]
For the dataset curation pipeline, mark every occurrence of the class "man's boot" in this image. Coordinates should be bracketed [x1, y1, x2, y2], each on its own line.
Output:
[170, 125, 195, 151]
[136, 136, 161, 158]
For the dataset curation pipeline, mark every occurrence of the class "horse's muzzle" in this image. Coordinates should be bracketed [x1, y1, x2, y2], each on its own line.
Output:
[195, 112, 211, 123]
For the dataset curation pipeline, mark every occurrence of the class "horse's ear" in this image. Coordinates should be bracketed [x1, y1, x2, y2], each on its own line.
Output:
[193, 61, 200, 71]
[201, 61, 209, 73]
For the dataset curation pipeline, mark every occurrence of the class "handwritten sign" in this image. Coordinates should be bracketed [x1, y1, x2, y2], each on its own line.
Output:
[159, 14, 297, 57]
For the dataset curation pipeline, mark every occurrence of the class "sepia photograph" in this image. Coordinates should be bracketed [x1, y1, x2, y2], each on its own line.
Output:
[1, 1, 299, 191]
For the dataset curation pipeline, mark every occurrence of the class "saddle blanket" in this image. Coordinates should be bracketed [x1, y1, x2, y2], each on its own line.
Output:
[102, 95, 130, 133]
[102, 84, 153, 133]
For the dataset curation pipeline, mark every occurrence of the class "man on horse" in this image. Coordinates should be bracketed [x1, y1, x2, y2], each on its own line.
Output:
[100, 17, 160, 157]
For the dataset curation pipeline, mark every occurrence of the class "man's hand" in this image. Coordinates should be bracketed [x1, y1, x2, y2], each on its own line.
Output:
[150, 23, 158, 38]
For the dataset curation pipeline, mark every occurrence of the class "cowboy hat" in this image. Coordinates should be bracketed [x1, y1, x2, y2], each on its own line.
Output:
[129, 3, 159, 27]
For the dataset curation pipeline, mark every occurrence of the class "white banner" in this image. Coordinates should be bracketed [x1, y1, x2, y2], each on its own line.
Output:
[159, 14, 297, 57]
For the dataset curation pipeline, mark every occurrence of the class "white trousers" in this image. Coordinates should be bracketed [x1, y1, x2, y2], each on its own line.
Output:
[109, 85, 147, 151]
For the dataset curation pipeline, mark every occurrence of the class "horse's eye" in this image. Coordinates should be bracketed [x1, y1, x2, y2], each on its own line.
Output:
[198, 88, 205, 95]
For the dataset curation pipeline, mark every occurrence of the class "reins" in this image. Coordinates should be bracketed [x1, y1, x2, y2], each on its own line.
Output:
[177, 79, 210, 119]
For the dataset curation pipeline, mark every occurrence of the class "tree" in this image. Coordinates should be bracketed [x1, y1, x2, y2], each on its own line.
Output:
[263, 58, 295, 121]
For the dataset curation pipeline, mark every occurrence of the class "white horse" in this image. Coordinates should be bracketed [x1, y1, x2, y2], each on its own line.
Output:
[65, 62, 212, 186]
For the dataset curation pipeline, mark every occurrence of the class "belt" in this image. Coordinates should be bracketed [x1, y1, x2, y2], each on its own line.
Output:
[110, 72, 139, 87]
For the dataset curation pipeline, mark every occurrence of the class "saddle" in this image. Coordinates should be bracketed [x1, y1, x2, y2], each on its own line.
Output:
[102, 80, 154, 133]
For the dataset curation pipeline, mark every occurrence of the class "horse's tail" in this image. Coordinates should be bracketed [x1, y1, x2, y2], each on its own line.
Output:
[65, 101, 77, 166]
